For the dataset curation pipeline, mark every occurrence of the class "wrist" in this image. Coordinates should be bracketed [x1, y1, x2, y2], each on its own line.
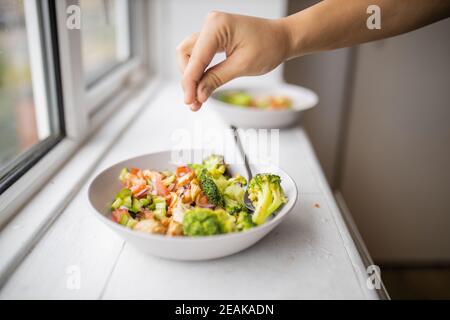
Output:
[276, 14, 308, 60]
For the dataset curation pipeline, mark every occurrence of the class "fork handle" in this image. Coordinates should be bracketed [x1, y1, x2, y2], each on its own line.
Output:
[231, 126, 253, 181]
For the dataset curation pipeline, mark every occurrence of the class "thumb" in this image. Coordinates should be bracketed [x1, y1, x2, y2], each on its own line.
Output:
[196, 57, 242, 103]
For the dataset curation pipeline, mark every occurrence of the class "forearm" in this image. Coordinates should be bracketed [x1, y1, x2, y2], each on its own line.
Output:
[281, 0, 450, 58]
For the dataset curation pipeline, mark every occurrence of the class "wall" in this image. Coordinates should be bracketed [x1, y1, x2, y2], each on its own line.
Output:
[340, 18, 450, 263]
[284, 0, 352, 186]
[151, 0, 286, 82]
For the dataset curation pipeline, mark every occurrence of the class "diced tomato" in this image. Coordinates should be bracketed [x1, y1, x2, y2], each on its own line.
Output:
[130, 168, 140, 175]
[175, 166, 191, 177]
[130, 184, 146, 196]
[112, 209, 129, 223]
[154, 173, 169, 196]
[164, 194, 172, 205]
[197, 195, 209, 206]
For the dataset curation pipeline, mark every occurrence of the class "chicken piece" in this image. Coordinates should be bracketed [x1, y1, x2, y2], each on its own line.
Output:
[142, 209, 154, 220]
[159, 216, 171, 228]
[182, 189, 192, 204]
[176, 171, 194, 187]
[190, 180, 201, 200]
[171, 203, 190, 224]
[167, 220, 184, 236]
[133, 218, 167, 234]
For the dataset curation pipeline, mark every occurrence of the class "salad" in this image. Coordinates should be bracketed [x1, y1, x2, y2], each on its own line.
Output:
[217, 91, 293, 110]
[109, 155, 288, 237]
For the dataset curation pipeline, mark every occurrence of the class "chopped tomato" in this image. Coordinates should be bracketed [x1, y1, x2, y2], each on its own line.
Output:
[112, 209, 129, 223]
[175, 166, 191, 177]
[164, 193, 172, 205]
[197, 194, 209, 206]
[154, 173, 169, 196]
[131, 184, 150, 198]
[130, 168, 140, 175]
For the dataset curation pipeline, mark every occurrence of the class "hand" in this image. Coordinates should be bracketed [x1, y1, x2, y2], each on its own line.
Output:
[177, 11, 290, 111]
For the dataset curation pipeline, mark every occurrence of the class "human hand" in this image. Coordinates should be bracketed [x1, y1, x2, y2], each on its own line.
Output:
[176, 11, 290, 111]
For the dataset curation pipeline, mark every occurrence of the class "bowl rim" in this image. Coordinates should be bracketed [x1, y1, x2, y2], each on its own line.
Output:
[87, 150, 298, 242]
[209, 83, 318, 113]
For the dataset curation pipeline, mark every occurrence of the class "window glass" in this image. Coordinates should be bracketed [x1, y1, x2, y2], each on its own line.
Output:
[0, 0, 55, 176]
[80, 0, 131, 85]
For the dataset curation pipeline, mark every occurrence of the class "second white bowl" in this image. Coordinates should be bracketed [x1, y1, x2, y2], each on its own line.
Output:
[208, 83, 318, 128]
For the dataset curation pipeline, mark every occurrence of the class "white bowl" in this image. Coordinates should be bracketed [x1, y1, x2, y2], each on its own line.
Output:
[208, 83, 318, 128]
[87, 150, 298, 260]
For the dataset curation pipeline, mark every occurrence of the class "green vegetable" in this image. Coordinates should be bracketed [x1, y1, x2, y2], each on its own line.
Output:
[162, 174, 176, 186]
[153, 196, 166, 220]
[119, 214, 129, 226]
[198, 169, 224, 207]
[223, 182, 246, 215]
[111, 198, 122, 210]
[183, 208, 235, 236]
[189, 154, 226, 178]
[126, 218, 138, 229]
[248, 174, 287, 225]
[203, 154, 226, 178]
[228, 174, 247, 186]
[116, 188, 132, 199]
[219, 91, 253, 106]
[112, 188, 132, 209]
[118, 214, 137, 229]
[130, 198, 142, 213]
[209, 174, 247, 214]
[122, 195, 132, 209]
[119, 168, 129, 182]
[211, 175, 229, 193]
[139, 198, 150, 207]
[236, 211, 255, 231]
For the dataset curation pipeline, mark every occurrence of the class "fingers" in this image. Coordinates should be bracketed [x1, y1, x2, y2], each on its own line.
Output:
[182, 29, 221, 106]
[196, 57, 242, 103]
[176, 32, 199, 73]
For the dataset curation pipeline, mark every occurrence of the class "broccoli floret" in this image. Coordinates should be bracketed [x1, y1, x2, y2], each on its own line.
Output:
[236, 211, 255, 231]
[223, 182, 247, 215]
[210, 175, 229, 194]
[202, 154, 226, 178]
[227, 174, 247, 186]
[189, 154, 226, 178]
[183, 208, 235, 236]
[248, 174, 288, 225]
[198, 169, 224, 207]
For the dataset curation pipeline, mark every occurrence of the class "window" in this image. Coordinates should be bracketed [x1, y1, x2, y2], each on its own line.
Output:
[0, 0, 148, 226]
[80, 0, 131, 85]
[0, 0, 63, 194]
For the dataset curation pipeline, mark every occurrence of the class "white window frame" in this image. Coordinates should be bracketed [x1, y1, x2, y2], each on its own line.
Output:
[0, 0, 150, 228]
[58, 0, 149, 123]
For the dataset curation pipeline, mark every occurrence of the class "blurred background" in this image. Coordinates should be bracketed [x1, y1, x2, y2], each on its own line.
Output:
[1, 0, 449, 298]
[285, 0, 450, 299]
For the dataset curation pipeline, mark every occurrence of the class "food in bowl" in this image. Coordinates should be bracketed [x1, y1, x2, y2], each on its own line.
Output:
[216, 90, 293, 110]
[109, 154, 288, 237]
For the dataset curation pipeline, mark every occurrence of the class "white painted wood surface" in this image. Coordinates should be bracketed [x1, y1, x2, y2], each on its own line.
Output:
[0, 84, 378, 299]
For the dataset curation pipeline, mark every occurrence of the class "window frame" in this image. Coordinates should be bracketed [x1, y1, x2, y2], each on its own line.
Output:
[0, 0, 150, 228]
[63, 0, 149, 116]
[0, 0, 65, 206]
